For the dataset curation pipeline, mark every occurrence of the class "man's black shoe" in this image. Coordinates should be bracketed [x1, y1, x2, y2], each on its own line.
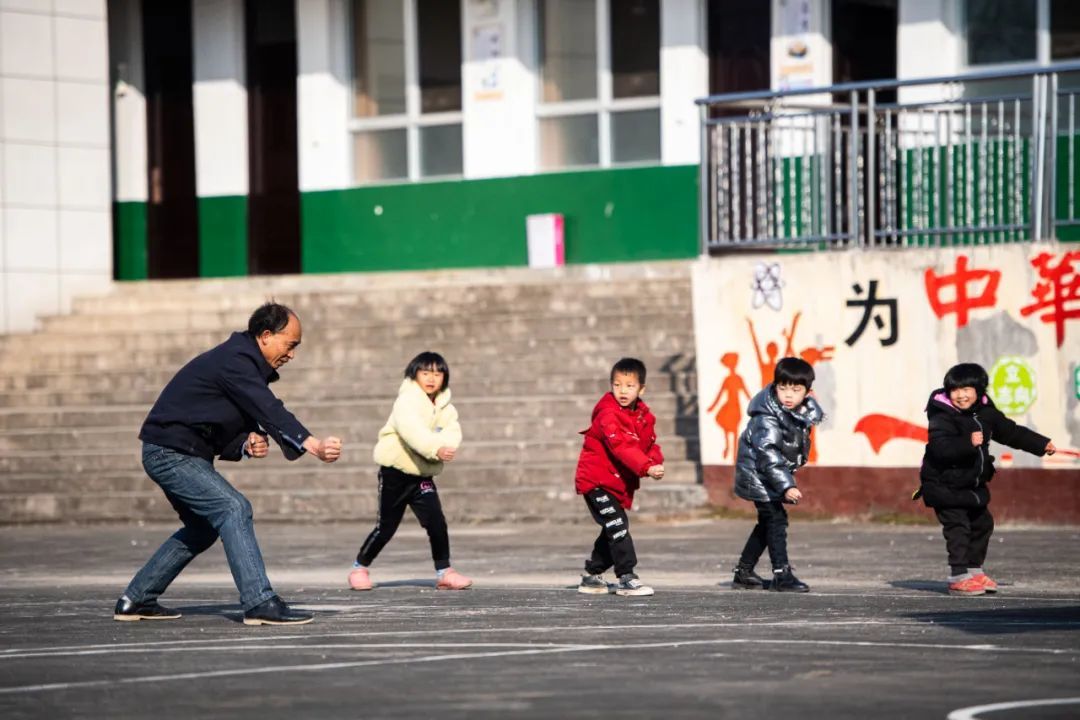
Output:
[113, 595, 182, 622]
[731, 564, 766, 590]
[243, 596, 314, 626]
[769, 566, 810, 593]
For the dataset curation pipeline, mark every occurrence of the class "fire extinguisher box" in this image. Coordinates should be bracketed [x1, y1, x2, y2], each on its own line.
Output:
[525, 213, 565, 268]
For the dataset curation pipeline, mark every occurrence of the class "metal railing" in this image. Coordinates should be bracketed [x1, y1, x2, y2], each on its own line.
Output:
[697, 61, 1080, 252]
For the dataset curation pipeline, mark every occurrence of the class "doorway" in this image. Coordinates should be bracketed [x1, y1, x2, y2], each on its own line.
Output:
[142, 0, 199, 279]
[832, 0, 898, 102]
[245, 0, 301, 275]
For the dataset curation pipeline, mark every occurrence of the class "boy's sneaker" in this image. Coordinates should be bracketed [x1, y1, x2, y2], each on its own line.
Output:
[971, 573, 998, 593]
[614, 573, 654, 597]
[731, 564, 766, 590]
[436, 568, 473, 590]
[948, 576, 986, 596]
[769, 566, 810, 593]
[578, 573, 609, 594]
[348, 567, 372, 591]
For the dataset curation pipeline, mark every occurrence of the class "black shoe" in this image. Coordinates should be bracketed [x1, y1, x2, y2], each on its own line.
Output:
[731, 565, 766, 590]
[113, 595, 182, 622]
[769, 566, 810, 593]
[243, 596, 314, 626]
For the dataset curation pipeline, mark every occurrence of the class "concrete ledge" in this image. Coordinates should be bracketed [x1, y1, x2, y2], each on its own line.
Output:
[703, 465, 1080, 525]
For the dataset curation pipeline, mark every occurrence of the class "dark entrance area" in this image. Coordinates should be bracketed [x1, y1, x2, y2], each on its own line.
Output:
[707, 0, 771, 98]
[245, 0, 301, 275]
[832, 0, 898, 102]
[142, 0, 199, 279]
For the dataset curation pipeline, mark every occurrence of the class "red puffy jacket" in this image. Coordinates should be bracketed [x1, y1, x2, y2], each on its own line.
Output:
[574, 392, 664, 509]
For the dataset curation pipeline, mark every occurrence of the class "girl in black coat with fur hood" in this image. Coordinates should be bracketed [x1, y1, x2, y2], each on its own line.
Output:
[917, 363, 1056, 596]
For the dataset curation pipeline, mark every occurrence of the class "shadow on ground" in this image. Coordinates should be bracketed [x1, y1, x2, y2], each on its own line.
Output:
[903, 605, 1080, 635]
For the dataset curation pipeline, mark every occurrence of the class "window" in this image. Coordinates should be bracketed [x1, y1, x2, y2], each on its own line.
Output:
[537, 0, 660, 170]
[965, 0, 1036, 65]
[351, 0, 462, 183]
[964, 0, 1080, 66]
[1051, 0, 1080, 60]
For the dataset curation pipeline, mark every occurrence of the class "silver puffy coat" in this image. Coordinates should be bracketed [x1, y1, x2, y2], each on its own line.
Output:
[734, 385, 824, 502]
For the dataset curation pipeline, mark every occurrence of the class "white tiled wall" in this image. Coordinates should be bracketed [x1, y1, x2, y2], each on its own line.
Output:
[0, 0, 112, 334]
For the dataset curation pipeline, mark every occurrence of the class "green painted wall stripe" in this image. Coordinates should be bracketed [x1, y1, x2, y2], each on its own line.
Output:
[198, 195, 248, 277]
[300, 164, 700, 274]
[113, 201, 148, 280]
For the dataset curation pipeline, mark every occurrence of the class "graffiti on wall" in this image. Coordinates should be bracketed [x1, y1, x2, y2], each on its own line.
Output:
[692, 244, 1080, 469]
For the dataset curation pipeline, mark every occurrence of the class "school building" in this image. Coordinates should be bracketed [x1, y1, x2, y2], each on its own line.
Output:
[1, 0, 1078, 333]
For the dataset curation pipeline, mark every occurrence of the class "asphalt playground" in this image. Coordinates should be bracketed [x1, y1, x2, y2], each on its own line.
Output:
[0, 519, 1078, 719]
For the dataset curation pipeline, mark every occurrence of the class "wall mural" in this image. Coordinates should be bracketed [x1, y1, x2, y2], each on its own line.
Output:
[692, 244, 1080, 469]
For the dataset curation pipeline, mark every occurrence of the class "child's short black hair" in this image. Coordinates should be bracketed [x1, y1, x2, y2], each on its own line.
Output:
[943, 362, 988, 396]
[774, 357, 814, 389]
[610, 357, 647, 385]
[405, 351, 450, 389]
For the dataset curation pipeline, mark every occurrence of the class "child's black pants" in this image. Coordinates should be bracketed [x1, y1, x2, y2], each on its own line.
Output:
[934, 505, 995, 570]
[738, 500, 790, 569]
[583, 488, 638, 577]
[356, 466, 451, 571]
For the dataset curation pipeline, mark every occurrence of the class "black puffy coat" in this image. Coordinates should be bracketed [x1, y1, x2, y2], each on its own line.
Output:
[918, 389, 1049, 509]
[734, 385, 824, 503]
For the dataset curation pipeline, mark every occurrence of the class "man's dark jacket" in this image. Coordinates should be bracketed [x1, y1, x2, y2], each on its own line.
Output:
[918, 389, 1049, 509]
[139, 332, 310, 462]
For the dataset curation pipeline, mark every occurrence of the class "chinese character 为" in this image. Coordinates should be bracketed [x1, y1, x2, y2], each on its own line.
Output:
[1019, 250, 1080, 348]
[845, 280, 898, 346]
[924, 255, 1001, 327]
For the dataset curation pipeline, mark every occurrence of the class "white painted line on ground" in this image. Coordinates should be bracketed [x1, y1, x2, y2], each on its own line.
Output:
[948, 697, 1080, 719]
[3, 617, 1078, 657]
[0, 637, 1075, 695]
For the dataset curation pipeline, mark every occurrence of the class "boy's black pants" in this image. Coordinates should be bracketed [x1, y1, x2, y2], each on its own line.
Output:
[738, 500, 790, 570]
[934, 505, 995, 570]
[356, 466, 451, 571]
[583, 488, 637, 578]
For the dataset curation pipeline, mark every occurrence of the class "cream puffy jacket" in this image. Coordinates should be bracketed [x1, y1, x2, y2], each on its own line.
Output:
[372, 379, 462, 477]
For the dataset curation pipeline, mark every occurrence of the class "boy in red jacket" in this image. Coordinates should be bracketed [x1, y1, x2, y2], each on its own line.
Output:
[575, 358, 665, 596]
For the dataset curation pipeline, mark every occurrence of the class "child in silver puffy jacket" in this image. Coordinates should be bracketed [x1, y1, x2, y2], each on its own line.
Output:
[730, 357, 823, 593]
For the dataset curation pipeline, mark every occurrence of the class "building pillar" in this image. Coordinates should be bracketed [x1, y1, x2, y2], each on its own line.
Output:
[193, 0, 248, 275]
[296, 0, 350, 191]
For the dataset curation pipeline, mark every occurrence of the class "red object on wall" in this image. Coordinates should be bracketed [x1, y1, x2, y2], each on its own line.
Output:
[854, 414, 929, 454]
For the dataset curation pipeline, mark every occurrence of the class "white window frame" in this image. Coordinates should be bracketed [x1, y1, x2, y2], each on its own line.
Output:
[348, 0, 464, 183]
[960, 0, 1052, 70]
[535, 0, 662, 170]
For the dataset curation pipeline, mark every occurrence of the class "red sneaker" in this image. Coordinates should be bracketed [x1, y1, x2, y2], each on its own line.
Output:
[948, 576, 986, 596]
[972, 573, 998, 593]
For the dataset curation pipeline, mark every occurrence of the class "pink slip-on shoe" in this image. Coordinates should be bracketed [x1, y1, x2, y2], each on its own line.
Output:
[348, 567, 373, 591]
[436, 568, 473, 590]
[972, 573, 999, 593]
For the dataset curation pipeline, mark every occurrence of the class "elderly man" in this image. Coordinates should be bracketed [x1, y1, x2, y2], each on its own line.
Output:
[114, 302, 342, 626]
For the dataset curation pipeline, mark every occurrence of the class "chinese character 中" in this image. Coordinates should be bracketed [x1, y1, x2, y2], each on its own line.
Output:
[924, 255, 1001, 327]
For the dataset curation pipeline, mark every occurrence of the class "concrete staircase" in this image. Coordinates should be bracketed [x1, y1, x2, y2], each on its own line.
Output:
[0, 262, 703, 523]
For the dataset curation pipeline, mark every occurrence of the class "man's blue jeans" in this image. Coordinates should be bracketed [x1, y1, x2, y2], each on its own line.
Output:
[123, 443, 276, 611]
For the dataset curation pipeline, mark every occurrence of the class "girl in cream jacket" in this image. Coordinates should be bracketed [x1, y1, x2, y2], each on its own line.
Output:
[349, 352, 471, 591]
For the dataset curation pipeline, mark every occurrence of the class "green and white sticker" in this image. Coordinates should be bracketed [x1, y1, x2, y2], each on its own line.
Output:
[988, 357, 1037, 416]
[1075, 365, 1080, 401]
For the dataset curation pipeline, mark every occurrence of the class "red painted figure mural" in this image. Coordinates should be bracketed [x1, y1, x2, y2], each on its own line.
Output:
[706, 352, 751, 460]
[746, 317, 790, 390]
[1019, 250, 1080, 348]
[746, 313, 834, 463]
[924, 255, 1001, 327]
